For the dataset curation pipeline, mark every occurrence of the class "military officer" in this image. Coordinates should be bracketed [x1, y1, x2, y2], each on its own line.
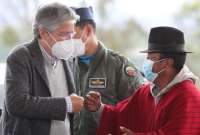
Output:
[71, 6, 145, 135]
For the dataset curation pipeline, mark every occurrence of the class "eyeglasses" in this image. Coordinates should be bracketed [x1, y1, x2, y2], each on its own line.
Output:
[151, 58, 168, 64]
[55, 31, 76, 40]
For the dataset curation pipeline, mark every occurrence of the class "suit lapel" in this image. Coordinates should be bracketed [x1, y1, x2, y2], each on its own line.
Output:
[27, 39, 50, 92]
[27, 39, 75, 95]
[62, 60, 75, 95]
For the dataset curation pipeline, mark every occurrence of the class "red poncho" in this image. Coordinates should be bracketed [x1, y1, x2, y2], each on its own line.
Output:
[97, 80, 200, 135]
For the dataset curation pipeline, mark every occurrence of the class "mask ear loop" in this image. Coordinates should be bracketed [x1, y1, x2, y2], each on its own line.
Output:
[37, 26, 56, 53]
[157, 67, 166, 75]
[40, 39, 52, 54]
[153, 58, 168, 77]
[38, 26, 58, 66]
[38, 25, 57, 43]
[79, 32, 89, 56]
[43, 31, 58, 57]
[39, 39, 58, 67]
[47, 31, 58, 43]
[80, 26, 91, 45]
[83, 36, 90, 45]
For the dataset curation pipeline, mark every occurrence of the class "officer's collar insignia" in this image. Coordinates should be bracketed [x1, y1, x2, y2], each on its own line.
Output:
[125, 66, 136, 77]
[89, 78, 106, 88]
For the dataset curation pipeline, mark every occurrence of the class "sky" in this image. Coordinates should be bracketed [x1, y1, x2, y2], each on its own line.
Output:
[0, 0, 191, 32]
[101, 0, 193, 32]
[37, 0, 191, 31]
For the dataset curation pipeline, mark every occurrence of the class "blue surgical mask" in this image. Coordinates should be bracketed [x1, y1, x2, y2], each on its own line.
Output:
[142, 59, 166, 82]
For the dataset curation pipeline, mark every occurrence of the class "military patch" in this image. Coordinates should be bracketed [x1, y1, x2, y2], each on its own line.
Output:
[89, 78, 106, 88]
[125, 66, 136, 77]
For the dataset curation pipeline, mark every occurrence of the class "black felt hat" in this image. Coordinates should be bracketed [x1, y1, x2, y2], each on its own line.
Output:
[141, 26, 192, 53]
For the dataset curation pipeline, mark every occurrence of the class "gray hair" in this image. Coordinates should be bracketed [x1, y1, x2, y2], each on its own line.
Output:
[33, 3, 78, 38]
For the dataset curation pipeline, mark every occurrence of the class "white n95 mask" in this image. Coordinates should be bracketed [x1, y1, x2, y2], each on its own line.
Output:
[72, 39, 85, 57]
[52, 39, 74, 60]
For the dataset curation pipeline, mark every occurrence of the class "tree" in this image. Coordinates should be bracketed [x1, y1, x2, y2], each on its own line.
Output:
[1, 25, 19, 46]
[95, 0, 146, 55]
[176, 0, 200, 87]
[0, 0, 39, 47]
[176, 0, 200, 49]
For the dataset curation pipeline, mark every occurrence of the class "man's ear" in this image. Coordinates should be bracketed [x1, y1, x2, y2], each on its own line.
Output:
[81, 24, 92, 42]
[166, 58, 174, 67]
[84, 24, 94, 36]
[87, 24, 94, 36]
[38, 26, 48, 39]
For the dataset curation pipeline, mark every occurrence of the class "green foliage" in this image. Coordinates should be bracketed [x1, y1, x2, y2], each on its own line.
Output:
[97, 0, 114, 20]
[181, 1, 200, 14]
[1, 26, 19, 47]
[96, 20, 146, 53]
[95, 0, 146, 54]
[176, 0, 200, 87]
[178, 0, 200, 46]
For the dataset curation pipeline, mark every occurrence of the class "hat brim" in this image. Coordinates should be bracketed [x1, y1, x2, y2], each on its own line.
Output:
[140, 49, 193, 53]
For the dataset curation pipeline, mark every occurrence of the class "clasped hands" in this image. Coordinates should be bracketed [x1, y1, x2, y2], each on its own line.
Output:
[69, 91, 101, 113]
[70, 91, 134, 135]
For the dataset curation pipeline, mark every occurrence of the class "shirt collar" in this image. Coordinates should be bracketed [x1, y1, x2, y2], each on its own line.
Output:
[38, 39, 58, 67]
[79, 55, 95, 64]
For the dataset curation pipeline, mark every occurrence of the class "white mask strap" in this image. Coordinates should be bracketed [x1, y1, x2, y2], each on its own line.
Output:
[41, 39, 52, 51]
[47, 31, 58, 43]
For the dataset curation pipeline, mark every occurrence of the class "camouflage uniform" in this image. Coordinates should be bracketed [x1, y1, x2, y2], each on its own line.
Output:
[73, 42, 144, 135]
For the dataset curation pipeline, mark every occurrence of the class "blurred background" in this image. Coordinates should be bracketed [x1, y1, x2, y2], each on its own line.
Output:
[0, 0, 200, 108]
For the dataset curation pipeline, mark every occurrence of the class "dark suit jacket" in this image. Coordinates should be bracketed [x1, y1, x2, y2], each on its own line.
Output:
[2, 39, 75, 135]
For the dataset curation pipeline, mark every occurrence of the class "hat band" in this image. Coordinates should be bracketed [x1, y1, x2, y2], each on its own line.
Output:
[148, 43, 185, 52]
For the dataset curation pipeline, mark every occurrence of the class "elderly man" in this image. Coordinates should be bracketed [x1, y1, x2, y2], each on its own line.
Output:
[2, 3, 84, 135]
[85, 26, 200, 135]
[71, 6, 144, 135]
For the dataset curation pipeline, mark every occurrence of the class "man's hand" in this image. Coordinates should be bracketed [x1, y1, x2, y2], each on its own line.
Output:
[120, 126, 134, 135]
[85, 91, 101, 112]
[70, 94, 84, 113]
[107, 126, 133, 135]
